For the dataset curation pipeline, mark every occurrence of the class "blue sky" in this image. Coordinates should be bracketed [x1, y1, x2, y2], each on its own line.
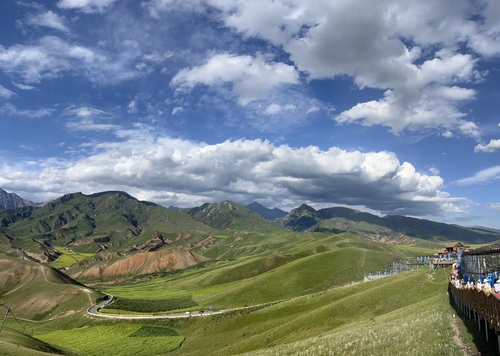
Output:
[1, 0, 500, 228]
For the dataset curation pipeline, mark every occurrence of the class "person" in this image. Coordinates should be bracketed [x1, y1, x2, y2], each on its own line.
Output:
[483, 278, 491, 295]
[494, 279, 500, 296]
[476, 279, 483, 292]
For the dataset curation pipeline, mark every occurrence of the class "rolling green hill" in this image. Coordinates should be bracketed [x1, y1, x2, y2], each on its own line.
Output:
[282, 204, 500, 244]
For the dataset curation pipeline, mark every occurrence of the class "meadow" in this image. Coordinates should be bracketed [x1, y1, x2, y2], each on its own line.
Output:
[36, 324, 185, 355]
[48, 247, 94, 269]
[2, 259, 484, 355]
[1, 230, 478, 355]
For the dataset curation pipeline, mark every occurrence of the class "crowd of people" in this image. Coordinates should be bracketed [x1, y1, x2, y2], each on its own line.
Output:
[451, 267, 500, 297]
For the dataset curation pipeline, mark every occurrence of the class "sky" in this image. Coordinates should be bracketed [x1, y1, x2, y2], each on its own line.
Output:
[0, 0, 500, 229]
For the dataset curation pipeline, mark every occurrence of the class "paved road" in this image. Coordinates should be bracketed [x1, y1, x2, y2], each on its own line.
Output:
[87, 295, 223, 319]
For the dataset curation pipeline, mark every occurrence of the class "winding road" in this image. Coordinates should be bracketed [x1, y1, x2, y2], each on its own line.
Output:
[87, 295, 224, 319]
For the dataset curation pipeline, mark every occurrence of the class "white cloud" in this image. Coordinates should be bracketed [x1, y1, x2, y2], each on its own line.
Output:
[64, 106, 119, 132]
[474, 139, 500, 153]
[25, 11, 70, 33]
[127, 100, 138, 114]
[171, 106, 184, 115]
[264, 104, 282, 115]
[0, 85, 15, 99]
[0, 36, 138, 84]
[144, 0, 205, 19]
[57, 0, 117, 13]
[0, 103, 53, 118]
[456, 166, 500, 185]
[458, 122, 481, 140]
[486, 203, 500, 212]
[0, 133, 464, 216]
[12, 83, 35, 90]
[171, 53, 299, 105]
[208, 0, 492, 135]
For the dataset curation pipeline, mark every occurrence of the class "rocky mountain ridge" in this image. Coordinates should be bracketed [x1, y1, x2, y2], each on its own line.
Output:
[0, 187, 35, 209]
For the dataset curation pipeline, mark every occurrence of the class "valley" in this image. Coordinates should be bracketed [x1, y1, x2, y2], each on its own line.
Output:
[0, 190, 498, 355]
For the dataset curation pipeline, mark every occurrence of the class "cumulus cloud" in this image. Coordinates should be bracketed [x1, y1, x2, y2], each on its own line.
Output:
[474, 139, 500, 153]
[0, 133, 463, 216]
[208, 0, 491, 135]
[171, 53, 299, 105]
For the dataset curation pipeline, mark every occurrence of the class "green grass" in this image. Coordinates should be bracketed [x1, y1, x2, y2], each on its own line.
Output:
[130, 325, 180, 337]
[104, 296, 197, 313]
[36, 324, 185, 355]
[0, 327, 66, 355]
[172, 268, 458, 355]
[246, 296, 459, 355]
[49, 246, 94, 268]
[103, 282, 191, 300]
[3, 259, 476, 356]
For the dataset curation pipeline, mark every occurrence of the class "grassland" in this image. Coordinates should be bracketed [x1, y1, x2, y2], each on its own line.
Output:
[3, 267, 463, 356]
[170, 268, 460, 355]
[1, 228, 480, 355]
[35, 324, 184, 355]
[0, 327, 66, 356]
[48, 247, 94, 269]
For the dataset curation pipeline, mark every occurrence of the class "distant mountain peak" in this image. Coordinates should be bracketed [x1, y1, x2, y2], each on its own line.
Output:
[246, 202, 287, 220]
[0, 188, 34, 210]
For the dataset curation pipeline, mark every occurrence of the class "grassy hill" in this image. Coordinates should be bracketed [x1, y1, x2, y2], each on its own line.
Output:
[25, 267, 462, 356]
[171, 268, 458, 355]
[97, 233, 427, 311]
[0, 245, 102, 320]
[1, 237, 486, 355]
[0, 327, 66, 356]
[282, 204, 500, 244]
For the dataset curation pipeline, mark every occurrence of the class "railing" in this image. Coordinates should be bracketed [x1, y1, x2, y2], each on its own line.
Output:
[449, 282, 500, 350]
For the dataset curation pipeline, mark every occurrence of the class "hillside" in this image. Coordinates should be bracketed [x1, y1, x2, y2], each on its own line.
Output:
[68, 248, 209, 281]
[0, 191, 216, 262]
[282, 204, 500, 244]
[0, 245, 102, 320]
[188, 201, 280, 232]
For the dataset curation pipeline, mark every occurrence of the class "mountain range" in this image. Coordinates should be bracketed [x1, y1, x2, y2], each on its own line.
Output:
[0, 189, 498, 267]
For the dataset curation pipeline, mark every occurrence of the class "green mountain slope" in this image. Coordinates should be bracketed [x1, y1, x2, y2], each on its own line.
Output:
[1, 191, 216, 261]
[282, 204, 500, 244]
[188, 201, 281, 232]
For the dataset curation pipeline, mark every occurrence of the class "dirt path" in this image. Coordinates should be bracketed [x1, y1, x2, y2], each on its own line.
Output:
[449, 311, 478, 355]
